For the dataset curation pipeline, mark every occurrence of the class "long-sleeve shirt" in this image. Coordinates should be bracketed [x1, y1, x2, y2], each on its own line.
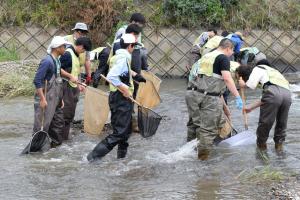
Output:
[107, 49, 132, 87]
[229, 34, 243, 53]
[33, 54, 60, 89]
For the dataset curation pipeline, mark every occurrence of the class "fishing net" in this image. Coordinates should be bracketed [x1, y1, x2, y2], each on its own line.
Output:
[84, 87, 109, 135]
[137, 106, 162, 138]
[21, 131, 49, 154]
[136, 80, 161, 109]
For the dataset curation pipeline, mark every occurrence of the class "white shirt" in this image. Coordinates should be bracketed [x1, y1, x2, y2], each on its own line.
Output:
[246, 67, 269, 89]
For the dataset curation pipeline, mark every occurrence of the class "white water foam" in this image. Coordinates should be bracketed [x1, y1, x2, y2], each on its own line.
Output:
[146, 139, 198, 163]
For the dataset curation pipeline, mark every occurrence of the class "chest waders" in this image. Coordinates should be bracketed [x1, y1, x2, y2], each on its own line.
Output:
[87, 56, 134, 162]
[31, 55, 64, 151]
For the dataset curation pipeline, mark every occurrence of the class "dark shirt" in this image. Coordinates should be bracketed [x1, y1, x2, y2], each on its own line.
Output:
[33, 55, 56, 89]
[213, 54, 230, 75]
[60, 46, 79, 73]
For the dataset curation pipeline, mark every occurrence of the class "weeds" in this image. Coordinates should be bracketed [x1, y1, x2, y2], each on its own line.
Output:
[0, 47, 20, 62]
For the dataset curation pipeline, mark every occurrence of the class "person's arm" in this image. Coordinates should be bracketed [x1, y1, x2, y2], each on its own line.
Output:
[244, 100, 262, 113]
[222, 71, 240, 97]
[85, 52, 92, 84]
[33, 59, 50, 108]
[107, 58, 131, 97]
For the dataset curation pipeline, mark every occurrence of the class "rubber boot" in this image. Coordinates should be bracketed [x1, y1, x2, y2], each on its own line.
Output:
[257, 142, 267, 151]
[198, 148, 210, 161]
[275, 143, 283, 152]
[117, 149, 127, 159]
[87, 142, 111, 162]
[117, 142, 128, 159]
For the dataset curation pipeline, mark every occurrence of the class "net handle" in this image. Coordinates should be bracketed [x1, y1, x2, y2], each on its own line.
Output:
[41, 80, 47, 131]
[100, 74, 142, 107]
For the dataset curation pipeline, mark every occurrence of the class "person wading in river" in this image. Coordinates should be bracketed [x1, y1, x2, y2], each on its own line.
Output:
[32, 36, 69, 147]
[186, 38, 243, 160]
[59, 37, 92, 140]
[237, 59, 292, 152]
[87, 34, 146, 161]
[64, 22, 93, 85]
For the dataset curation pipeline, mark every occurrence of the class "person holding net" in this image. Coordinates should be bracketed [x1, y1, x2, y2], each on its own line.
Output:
[87, 34, 146, 162]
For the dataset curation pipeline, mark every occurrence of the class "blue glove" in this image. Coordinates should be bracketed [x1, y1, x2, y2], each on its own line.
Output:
[235, 96, 243, 110]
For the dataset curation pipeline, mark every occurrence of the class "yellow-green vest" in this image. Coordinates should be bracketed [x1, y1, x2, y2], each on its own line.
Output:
[109, 55, 134, 94]
[66, 48, 80, 88]
[65, 35, 86, 67]
[258, 65, 290, 90]
[202, 35, 224, 50]
[199, 50, 223, 78]
[192, 50, 227, 94]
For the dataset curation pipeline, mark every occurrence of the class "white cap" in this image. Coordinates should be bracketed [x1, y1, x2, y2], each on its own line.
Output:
[47, 36, 71, 54]
[72, 22, 88, 32]
[121, 33, 137, 44]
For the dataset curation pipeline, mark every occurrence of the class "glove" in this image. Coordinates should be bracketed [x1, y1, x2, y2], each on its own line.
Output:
[134, 74, 146, 83]
[235, 96, 243, 110]
[85, 75, 92, 85]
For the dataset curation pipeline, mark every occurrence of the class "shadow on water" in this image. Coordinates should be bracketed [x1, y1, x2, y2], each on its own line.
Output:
[1, 80, 300, 199]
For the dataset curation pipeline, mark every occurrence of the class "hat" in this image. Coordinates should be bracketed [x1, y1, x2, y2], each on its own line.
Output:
[72, 22, 88, 32]
[121, 33, 137, 44]
[234, 31, 244, 41]
[47, 36, 71, 53]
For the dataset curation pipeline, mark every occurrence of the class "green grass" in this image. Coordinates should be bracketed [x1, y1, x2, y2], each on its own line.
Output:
[0, 47, 20, 62]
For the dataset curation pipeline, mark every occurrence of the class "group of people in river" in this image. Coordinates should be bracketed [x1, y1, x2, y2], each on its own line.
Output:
[24, 12, 292, 162]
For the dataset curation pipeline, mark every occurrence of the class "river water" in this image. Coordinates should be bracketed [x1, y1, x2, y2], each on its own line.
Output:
[1, 79, 300, 200]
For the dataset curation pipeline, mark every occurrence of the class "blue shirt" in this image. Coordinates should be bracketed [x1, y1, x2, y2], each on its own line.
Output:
[107, 49, 131, 87]
[33, 54, 60, 89]
[229, 34, 243, 53]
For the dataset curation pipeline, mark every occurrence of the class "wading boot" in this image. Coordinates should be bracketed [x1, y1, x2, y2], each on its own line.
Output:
[257, 143, 267, 151]
[275, 143, 283, 152]
[117, 149, 127, 159]
[132, 117, 139, 133]
[198, 149, 210, 161]
[87, 142, 111, 162]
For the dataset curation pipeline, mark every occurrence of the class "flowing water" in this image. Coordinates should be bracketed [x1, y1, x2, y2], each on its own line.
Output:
[1, 79, 300, 200]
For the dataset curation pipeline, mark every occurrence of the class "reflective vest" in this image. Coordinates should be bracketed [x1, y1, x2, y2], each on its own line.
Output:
[240, 47, 259, 55]
[90, 47, 105, 61]
[202, 36, 224, 51]
[258, 65, 290, 90]
[65, 35, 86, 67]
[192, 50, 227, 94]
[66, 48, 80, 88]
[109, 55, 134, 94]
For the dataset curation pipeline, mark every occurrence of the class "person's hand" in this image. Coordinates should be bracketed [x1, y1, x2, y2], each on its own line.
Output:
[243, 106, 252, 113]
[85, 74, 92, 85]
[239, 78, 246, 88]
[78, 84, 85, 93]
[235, 96, 243, 110]
[122, 89, 131, 98]
[60, 100, 64, 109]
[134, 74, 146, 83]
[40, 98, 48, 109]
[70, 75, 78, 83]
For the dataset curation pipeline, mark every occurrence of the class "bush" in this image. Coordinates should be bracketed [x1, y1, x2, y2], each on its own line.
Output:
[162, 0, 225, 28]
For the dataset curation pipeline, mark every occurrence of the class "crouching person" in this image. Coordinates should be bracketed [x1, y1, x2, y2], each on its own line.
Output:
[60, 37, 92, 140]
[87, 34, 145, 162]
[237, 59, 292, 152]
[32, 36, 69, 148]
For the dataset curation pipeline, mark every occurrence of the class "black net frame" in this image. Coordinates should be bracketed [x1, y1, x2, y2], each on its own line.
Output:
[137, 106, 162, 138]
[21, 131, 49, 154]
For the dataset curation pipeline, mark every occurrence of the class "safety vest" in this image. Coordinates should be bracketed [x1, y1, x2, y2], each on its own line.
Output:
[66, 48, 80, 88]
[258, 65, 290, 90]
[202, 36, 224, 51]
[109, 55, 134, 94]
[192, 50, 227, 94]
[90, 47, 105, 60]
[240, 47, 259, 55]
[64, 35, 86, 67]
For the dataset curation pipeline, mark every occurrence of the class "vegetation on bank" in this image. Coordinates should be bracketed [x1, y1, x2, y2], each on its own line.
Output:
[1, 0, 299, 45]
